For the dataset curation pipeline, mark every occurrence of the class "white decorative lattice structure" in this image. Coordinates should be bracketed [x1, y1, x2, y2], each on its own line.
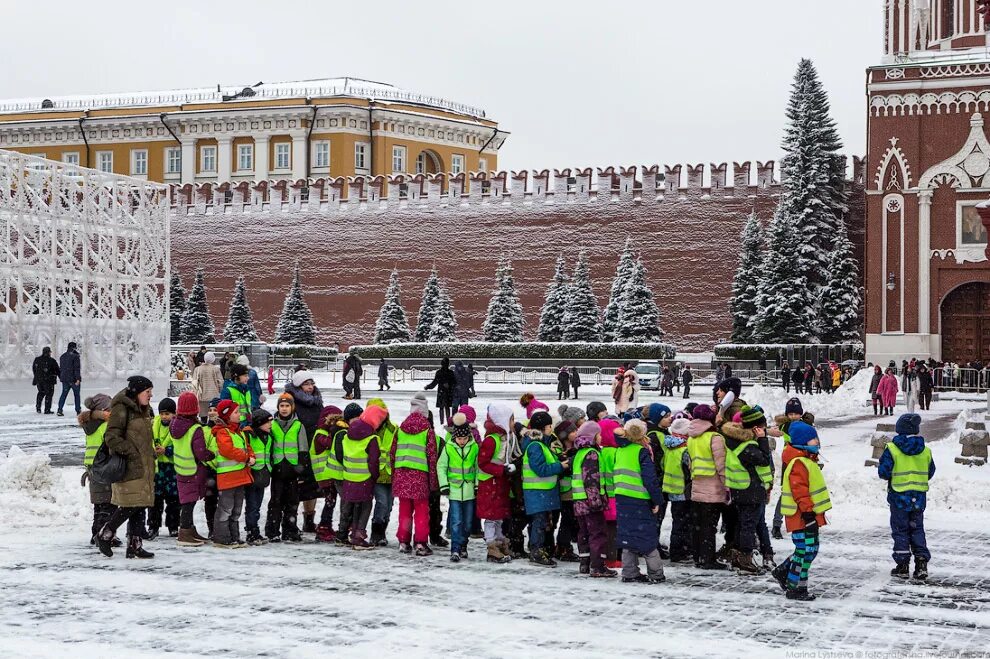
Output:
[0, 150, 169, 389]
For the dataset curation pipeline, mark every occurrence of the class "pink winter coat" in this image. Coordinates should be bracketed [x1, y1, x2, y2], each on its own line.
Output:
[877, 374, 899, 408]
[686, 419, 729, 504]
[390, 412, 439, 500]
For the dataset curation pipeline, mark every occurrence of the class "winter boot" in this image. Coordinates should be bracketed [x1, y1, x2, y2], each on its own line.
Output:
[450, 553, 461, 563]
[399, 542, 413, 554]
[351, 538, 374, 551]
[177, 528, 205, 547]
[168, 528, 179, 538]
[125, 535, 154, 559]
[430, 534, 449, 548]
[369, 522, 387, 547]
[302, 513, 317, 534]
[761, 551, 776, 570]
[146, 526, 160, 541]
[229, 521, 245, 548]
[771, 560, 790, 591]
[486, 542, 511, 564]
[590, 566, 618, 578]
[579, 557, 591, 575]
[785, 587, 817, 601]
[622, 574, 651, 583]
[657, 543, 670, 560]
[333, 529, 350, 546]
[734, 551, 763, 575]
[96, 525, 115, 557]
[284, 530, 304, 543]
[771, 525, 783, 540]
[415, 543, 433, 557]
[555, 545, 580, 563]
[458, 548, 468, 559]
[913, 558, 929, 581]
[314, 525, 335, 543]
[192, 527, 210, 543]
[890, 562, 910, 579]
[696, 560, 729, 571]
[528, 549, 557, 567]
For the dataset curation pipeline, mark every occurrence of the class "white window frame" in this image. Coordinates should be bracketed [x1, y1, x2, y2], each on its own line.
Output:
[200, 145, 217, 173]
[62, 152, 80, 166]
[130, 149, 148, 177]
[313, 140, 330, 169]
[274, 142, 291, 170]
[391, 145, 407, 174]
[478, 157, 488, 173]
[354, 142, 369, 171]
[96, 151, 113, 173]
[237, 144, 254, 172]
[165, 147, 182, 176]
[451, 154, 464, 175]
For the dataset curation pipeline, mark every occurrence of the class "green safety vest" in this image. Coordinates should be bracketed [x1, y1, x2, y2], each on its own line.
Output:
[342, 434, 374, 483]
[84, 422, 107, 467]
[152, 416, 173, 466]
[886, 443, 932, 493]
[600, 445, 616, 498]
[687, 431, 717, 478]
[570, 447, 604, 501]
[395, 429, 429, 472]
[724, 440, 773, 490]
[377, 421, 397, 484]
[780, 457, 832, 516]
[478, 433, 504, 482]
[441, 441, 479, 501]
[172, 423, 202, 477]
[522, 441, 559, 491]
[225, 385, 252, 424]
[249, 431, 271, 472]
[661, 445, 688, 495]
[309, 428, 332, 482]
[613, 443, 651, 500]
[215, 430, 249, 475]
[204, 430, 219, 470]
[271, 419, 302, 466]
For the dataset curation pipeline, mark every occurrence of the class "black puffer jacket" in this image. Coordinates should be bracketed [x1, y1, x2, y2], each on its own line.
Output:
[720, 422, 772, 506]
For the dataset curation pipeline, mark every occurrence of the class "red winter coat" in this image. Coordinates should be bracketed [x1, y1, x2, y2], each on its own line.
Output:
[876, 374, 899, 408]
[782, 445, 829, 533]
[476, 422, 512, 520]
[390, 412, 438, 500]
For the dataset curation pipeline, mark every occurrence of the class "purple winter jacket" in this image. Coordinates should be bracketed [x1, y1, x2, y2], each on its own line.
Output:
[172, 415, 215, 505]
[572, 435, 608, 517]
[334, 421, 380, 503]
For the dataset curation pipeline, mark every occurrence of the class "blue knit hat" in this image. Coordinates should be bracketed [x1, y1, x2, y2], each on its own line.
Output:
[647, 403, 672, 425]
[895, 413, 922, 436]
[788, 421, 818, 449]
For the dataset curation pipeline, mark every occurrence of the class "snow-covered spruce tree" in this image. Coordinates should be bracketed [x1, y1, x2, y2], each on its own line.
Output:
[563, 251, 602, 343]
[817, 216, 862, 343]
[779, 58, 847, 297]
[223, 276, 259, 343]
[615, 258, 663, 342]
[752, 208, 815, 344]
[428, 281, 458, 342]
[482, 258, 524, 342]
[274, 262, 317, 345]
[601, 237, 635, 342]
[730, 212, 763, 343]
[415, 267, 440, 342]
[169, 268, 187, 344]
[374, 268, 412, 344]
[179, 268, 215, 344]
[537, 255, 569, 343]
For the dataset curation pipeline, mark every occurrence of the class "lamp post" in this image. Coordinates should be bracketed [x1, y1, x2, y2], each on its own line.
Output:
[886, 272, 896, 291]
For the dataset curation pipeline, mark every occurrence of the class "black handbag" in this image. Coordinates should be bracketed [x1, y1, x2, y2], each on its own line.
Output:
[89, 442, 127, 484]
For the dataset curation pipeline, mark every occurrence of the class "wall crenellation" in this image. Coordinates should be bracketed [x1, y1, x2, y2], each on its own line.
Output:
[168, 159, 866, 213]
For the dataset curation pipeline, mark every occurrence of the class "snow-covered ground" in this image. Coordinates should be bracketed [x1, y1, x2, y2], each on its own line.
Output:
[1, 375, 988, 657]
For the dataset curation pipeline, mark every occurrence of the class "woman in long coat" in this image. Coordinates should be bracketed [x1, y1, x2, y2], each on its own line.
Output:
[96, 375, 156, 559]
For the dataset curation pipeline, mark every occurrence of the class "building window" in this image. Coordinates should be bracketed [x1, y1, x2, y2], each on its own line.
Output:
[275, 143, 291, 170]
[355, 142, 368, 170]
[201, 146, 217, 173]
[392, 145, 406, 174]
[478, 158, 488, 173]
[313, 141, 330, 169]
[166, 148, 181, 175]
[238, 144, 253, 172]
[97, 151, 113, 173]
[130, 150, 148, 176]
[451, 154, 464, 175]
[942, 0, 955, 39]
[62, 152, 80, 166]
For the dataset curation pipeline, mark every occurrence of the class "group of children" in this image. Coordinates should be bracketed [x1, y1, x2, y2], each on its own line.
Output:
[80, 373, 937, 600]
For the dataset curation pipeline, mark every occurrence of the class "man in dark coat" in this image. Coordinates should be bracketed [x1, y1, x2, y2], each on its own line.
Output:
[570, 367, 582, 399]
[344, 354, 363, 400]
[32, 347, 60, 414]
[57, 342, 82, 417]
[681, 366, 693, 399]
[452, 361, 472, 410]
[781, 363, 791, 393]
[377, 358, 391, 391]
[424, 357, 457, 424]
[556, 367, 570, 400]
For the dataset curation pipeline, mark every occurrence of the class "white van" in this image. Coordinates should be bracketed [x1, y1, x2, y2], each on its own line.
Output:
[636, 360, 661, 391]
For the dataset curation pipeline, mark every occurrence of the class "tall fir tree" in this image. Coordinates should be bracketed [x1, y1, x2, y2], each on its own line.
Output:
[179, 268, 215, 344]
[482, 257, 524, 342]
[537, 255, 569, 343]
[602, 238, 635, 342]
[415, 267, 441, 342]
[752, 208, 815, 343]
[730, 212, 764, 343]
[615, 258, 663, 342]
[817, 216, 862, 343]
[428, 281, 458, 342]
[223, 276, 259, 342]
[169, 268, 187, 343]
[274, 262, 317, 345]
[563, 251, 602, 343]
[374, 268, 412, 344]
[778, 58, 847, 297]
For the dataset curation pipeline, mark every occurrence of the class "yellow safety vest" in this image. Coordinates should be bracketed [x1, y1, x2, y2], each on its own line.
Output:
[886, 443, 932, 493]
[342, 434, 375, 483]
[522, 441, 559, 491]
[214, 430, 249, 475]
[172, 423, 203, 477]
[780, 456, 832, 516]
[687, 431, 717, 478]
[83, 422, 107, 467]
[152, 416, 173, 466]
[478, 433, 504, 482]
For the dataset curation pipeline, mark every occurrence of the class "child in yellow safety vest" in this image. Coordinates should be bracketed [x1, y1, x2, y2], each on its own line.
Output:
[571, 420, 615, 578]
[438, 416, 479, 562]
[244, 408, 274, 546]
[366, 398, 398, 547]
[79, 393, 117, 547]
[614, 419, 666, 584]
[334, 409, 381, 549]
[392, 393, 440, 556]
[148, 398, 180, 540]
[550, 420, 580, 563]
[521, 411, 567, 567]
[663, 418, 694, 563]
[211, 400, 256, 548]
[311, 405, 346, 544]
[266, 393, 307, 543]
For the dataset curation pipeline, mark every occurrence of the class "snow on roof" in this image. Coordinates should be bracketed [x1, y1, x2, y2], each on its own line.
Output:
[0, 77, 487, 119]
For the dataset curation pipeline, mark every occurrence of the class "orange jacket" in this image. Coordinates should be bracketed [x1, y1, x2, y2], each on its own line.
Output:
[782, 445, 828, 533]
[214, 421, 255, 490]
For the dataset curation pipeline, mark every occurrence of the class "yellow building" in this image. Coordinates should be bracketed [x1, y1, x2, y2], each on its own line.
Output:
[0, 77, 505, 184]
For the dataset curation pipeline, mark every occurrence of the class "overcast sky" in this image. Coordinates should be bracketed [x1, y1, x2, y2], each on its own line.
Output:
[1, 0, 879, 172]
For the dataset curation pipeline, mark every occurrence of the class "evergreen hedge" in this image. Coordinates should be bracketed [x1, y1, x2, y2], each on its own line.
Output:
[349, 342, 676, 360]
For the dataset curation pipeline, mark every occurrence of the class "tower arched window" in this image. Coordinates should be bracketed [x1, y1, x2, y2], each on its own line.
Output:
[941, 0, 955, 39]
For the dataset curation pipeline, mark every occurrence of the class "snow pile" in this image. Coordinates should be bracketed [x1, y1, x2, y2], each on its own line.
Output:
[0, 446, 88, 529]
[745, 368, 873, 419]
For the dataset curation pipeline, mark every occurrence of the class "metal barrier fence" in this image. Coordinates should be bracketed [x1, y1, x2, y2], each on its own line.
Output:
[933, 367, 990, 392]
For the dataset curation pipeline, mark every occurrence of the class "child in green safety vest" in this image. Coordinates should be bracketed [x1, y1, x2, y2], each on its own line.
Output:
[366, 398, 397, 547]
[311, 405, 346, 544]
[878, 413, 935, 581]
[220, 364, 253, 428]
[244, 408, 274, 545]
[266, 393, 307, 543]
[438, 416, 479, 562]
[211, 400, 256, 548]
[550, 420, 580, 563]
[769, 397, 815, 539]
[614, 419, 666, 584]
[663, 418, 694, 563]
[571, 420, 615, 578]
[147, 398, 180, 540]
[335, 409, 381, 549]
[521, 411, 567, 567]
[79, 393, 118, 548]
[771, 421, 831, 601]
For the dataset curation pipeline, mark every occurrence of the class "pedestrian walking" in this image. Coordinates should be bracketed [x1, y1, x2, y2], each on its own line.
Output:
[57, 342, 82, 416]
[32, 347, 60, 414]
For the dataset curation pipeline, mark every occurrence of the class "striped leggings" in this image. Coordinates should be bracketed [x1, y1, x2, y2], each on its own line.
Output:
[785, 527, 819, 590]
